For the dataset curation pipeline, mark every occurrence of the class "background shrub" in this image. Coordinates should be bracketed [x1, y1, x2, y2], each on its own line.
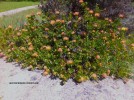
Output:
[41, 0, 134, 33]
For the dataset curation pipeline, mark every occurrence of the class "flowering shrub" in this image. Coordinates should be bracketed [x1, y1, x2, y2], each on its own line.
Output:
[0, 1, 134, 83]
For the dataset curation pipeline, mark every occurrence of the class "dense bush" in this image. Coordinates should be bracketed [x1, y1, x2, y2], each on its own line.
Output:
[0, 1, 134, 83]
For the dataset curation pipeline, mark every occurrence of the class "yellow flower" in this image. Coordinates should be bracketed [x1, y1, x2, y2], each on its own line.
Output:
[45, 46, 51, 51]
[28, 42, 32, 46]
[102, 37, 107, 40]
[121, 27, 128, 31]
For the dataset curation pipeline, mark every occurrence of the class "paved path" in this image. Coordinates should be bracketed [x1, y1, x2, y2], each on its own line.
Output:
[0, 58, 134, 100]
[0, 5, 38, 17]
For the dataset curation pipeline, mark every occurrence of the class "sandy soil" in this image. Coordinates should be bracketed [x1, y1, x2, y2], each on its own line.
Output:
[0, 58, 134, 100]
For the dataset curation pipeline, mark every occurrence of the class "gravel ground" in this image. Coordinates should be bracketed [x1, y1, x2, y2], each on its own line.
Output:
[0, 58, 134, 100]
[0, 5, 38, 17]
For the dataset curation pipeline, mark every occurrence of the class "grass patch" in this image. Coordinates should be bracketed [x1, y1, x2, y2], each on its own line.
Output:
[0, 8, 39, 28]
[0, 1, 39, 12]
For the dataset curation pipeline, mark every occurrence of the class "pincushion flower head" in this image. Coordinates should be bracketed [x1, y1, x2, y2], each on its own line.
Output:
[50, 20, 56, 25]
[79, 0, 84, 3]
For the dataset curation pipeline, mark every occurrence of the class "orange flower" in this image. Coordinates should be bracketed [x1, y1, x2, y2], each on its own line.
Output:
[118, 13, 124, 18]
[20, 47, 25, 51]
[131, 43, 134, 47]
[108, 19, 113, 23]
[56, 19, 61, 23]
[17, 32, 22, 37]
[104, 18, 109, 21]
[43, 71, 49, 76]
[89, 10, 94, 14]
[61, 32, 65, 35]
[58, 48, 63, 52]
[50, 20, 56, 25]
[63, 37, 69, 41]
[107, 70, 111, 76]
[55, 11, 60, 14]
[91, 73, 97, 79]
[94, 13, 100, 17]
[72, 40, 76, 43]
[71, 31, 75, 34]
[73, 12, 79, 16]
[78, 17, 82, 21]
[26, 15, 30, 18]
[8, 25, 12, 29]
[79, 0, 84, 3]
[67, 60, 74, 65]
[32, 52, 38, 57]
[61, 20, 65, 23]
[28, 45, 34, 51]
[9, 42, 14, 47]
[37, 12, 42, 15]
[45, 28, 49, 31]
[96, 55, 101, 59]
[93, 23, 98, 27]
[102, 73, 107, 78]
[121, 40, 126, 44]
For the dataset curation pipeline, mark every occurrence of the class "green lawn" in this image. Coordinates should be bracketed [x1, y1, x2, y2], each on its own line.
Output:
[0, 1, 39, 12]
[0, 8, 39, 28]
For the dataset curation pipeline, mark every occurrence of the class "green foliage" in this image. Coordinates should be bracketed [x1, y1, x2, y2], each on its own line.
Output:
[1, 0, 39, 1]
[0, 1, 38, 12]
[0, 1, 133, 83]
